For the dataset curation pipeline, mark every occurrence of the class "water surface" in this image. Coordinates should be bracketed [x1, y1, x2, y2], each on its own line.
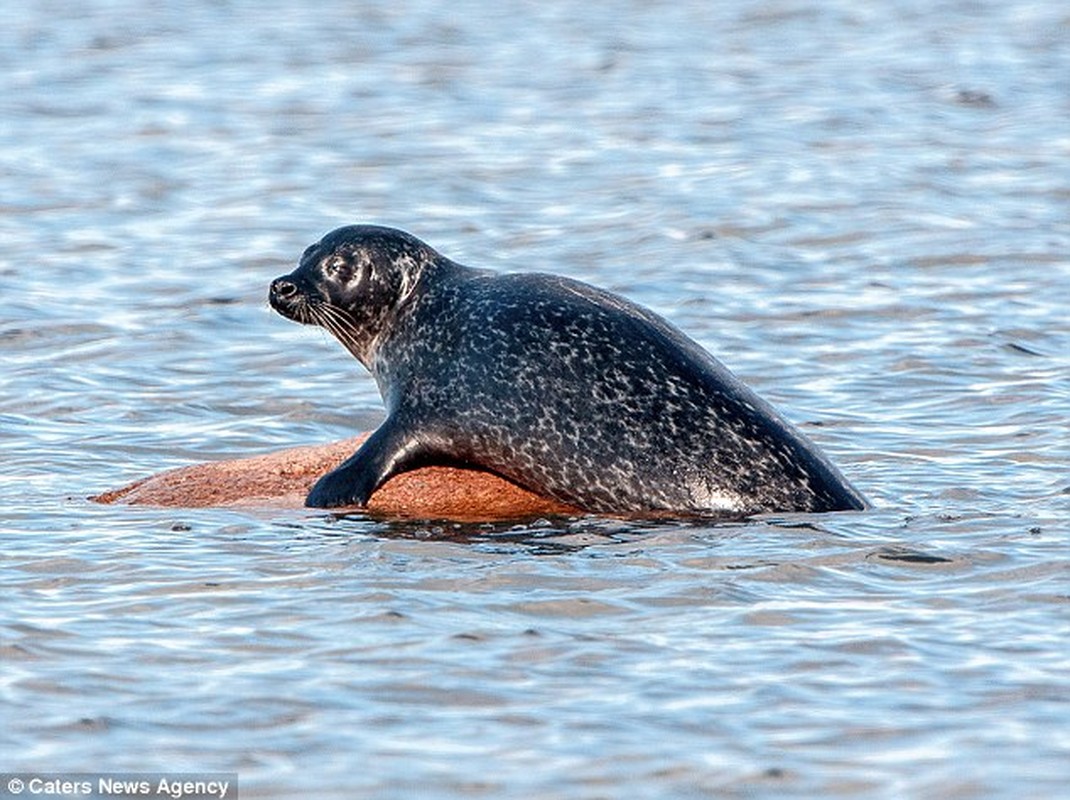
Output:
[2, 1, 1068, 797]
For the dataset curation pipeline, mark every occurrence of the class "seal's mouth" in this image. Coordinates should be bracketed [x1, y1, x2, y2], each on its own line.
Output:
[269, 276, 367, 360]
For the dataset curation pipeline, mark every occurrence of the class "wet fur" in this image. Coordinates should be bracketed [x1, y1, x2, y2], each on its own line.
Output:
[270, 225, 867, 516]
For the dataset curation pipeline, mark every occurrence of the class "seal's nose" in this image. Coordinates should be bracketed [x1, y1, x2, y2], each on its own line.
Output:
[269, 277, 299, 310]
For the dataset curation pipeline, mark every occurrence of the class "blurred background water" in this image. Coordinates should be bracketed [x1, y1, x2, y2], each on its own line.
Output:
[2, 1, 1068, 797]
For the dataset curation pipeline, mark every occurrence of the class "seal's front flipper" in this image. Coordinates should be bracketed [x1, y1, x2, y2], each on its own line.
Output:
[305, 419, 425, 508]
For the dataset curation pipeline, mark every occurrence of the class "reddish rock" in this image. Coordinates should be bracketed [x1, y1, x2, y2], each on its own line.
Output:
[92, 434, 580, 521]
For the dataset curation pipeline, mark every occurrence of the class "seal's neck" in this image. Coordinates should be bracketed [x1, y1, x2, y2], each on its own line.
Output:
[360, 256, 464, 367]
[364, 258, 480, 409]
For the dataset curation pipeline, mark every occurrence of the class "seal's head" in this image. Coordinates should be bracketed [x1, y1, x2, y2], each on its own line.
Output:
[269, 225, 442, 365]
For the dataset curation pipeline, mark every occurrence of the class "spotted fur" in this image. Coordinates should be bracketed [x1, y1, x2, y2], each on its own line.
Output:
[269, 225, 867, 516]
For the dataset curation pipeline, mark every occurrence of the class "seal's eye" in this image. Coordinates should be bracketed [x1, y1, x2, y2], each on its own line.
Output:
[323, 256, 352, 282]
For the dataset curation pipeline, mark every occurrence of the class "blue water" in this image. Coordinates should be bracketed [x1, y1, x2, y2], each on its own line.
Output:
[2, 1, 1068, 797]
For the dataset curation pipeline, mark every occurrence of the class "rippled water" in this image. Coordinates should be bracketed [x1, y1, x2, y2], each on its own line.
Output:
[3, 1, 1069, 797]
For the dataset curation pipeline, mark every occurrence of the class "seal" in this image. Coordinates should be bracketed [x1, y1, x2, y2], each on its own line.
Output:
[269, 225, 867, 516]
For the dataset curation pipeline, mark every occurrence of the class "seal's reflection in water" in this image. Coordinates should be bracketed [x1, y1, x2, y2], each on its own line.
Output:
[287, 512, 720, 555]
[284, 511, 928, 564]
[273, 511, 956, 570]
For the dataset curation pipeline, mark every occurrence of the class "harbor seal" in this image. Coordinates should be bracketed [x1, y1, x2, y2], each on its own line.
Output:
[269, 225, 867, 516]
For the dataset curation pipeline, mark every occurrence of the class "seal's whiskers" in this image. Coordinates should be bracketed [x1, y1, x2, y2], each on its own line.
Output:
[312, 303, 364, 358]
